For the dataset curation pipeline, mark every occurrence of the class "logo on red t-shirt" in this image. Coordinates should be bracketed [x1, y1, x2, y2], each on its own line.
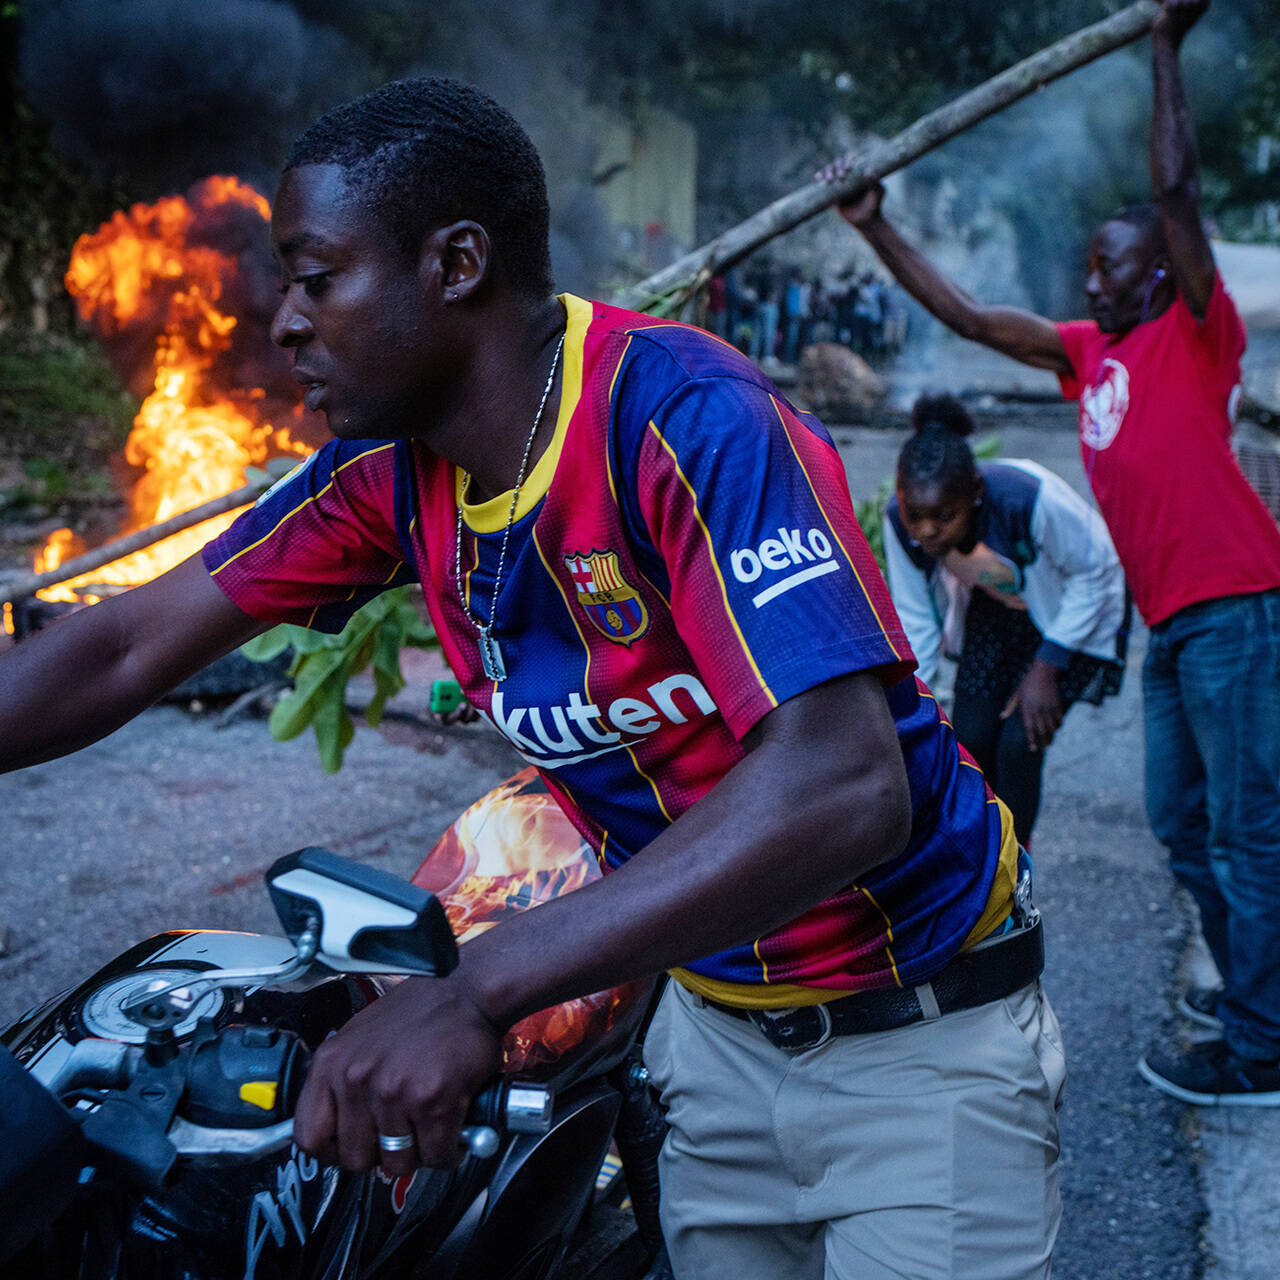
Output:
[1080, 357, 1130, 451]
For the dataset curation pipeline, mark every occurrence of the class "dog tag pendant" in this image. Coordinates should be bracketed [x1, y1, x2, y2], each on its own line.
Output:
[478, 627, 507, 682]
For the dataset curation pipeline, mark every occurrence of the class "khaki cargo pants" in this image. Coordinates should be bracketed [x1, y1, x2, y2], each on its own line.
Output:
[643, 979, 1065, 1279]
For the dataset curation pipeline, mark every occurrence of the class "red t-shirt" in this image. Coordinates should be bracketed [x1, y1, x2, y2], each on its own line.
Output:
[1056, 276, 1280, 625]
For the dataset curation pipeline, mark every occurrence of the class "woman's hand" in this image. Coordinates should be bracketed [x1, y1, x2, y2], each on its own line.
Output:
[1001, 660, 1064, 752]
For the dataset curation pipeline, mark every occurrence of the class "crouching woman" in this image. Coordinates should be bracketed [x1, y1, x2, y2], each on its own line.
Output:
[884, 394, 1128, 845]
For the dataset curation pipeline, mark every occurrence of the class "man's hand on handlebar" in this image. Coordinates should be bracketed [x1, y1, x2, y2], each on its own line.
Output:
[292, 972, 504, 1176]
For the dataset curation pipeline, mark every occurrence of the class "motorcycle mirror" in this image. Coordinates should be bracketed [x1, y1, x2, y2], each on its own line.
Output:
[266, 848, 459, 977]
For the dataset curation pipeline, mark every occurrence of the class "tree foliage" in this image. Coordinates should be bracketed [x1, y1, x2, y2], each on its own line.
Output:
[1, 5, 138, 337]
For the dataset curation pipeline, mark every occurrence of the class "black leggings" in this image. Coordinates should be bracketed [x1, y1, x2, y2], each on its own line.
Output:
[951, 589, 1120, 846]
[951, 683, 1060, 847]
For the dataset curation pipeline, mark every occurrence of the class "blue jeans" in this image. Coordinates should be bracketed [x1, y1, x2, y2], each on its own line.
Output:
[751, 302, 779, 362]
[1143, 590, 1280, 1061]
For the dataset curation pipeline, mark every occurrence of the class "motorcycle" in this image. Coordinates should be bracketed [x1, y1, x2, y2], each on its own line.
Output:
[0, 769, 671, 1280]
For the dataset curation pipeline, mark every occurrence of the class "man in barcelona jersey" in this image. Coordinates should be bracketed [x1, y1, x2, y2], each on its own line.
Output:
[0, 78, 1063, 1278]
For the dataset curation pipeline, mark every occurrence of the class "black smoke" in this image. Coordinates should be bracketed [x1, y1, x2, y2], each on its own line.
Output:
[17, 0, 621, 294]
[19, 0, 372, 195]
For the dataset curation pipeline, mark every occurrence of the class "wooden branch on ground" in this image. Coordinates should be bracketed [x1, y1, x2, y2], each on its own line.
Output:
[0, 479, 271, 606]
[613, 0, 1161, 314]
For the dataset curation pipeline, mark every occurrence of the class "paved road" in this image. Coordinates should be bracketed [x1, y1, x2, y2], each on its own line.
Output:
[0, 676, 522, 1020]
[1, 404, 1268, 1278]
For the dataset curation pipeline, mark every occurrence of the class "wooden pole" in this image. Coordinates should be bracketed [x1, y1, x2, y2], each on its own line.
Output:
[613, 0, 1161, 314]
[0, 480, 270, 606]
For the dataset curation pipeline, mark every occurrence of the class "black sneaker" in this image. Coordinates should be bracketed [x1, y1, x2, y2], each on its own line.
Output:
[1139, 1039, 1280, 1106]
[1176, 985, 1224, 1032]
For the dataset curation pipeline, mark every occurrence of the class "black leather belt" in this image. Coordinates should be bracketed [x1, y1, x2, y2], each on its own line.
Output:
[697, 916, 1044, 1053]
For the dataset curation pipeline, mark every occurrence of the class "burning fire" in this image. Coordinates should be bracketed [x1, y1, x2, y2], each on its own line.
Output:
[415, 769, 647, 1075]
[36, 176, 308, 605]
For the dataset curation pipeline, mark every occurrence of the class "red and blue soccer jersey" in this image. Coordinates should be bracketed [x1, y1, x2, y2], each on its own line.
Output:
[203, 295, 1015, 1007]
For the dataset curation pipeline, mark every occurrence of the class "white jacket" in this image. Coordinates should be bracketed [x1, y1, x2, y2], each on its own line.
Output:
[883, 459, 1127, 688]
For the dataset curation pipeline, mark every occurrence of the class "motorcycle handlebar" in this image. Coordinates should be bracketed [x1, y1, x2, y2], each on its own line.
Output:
[49, 1038, 553, 1168]
[165, 1116, 501, 1163]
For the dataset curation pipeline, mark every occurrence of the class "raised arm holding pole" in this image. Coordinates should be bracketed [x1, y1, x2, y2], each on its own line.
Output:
[1150, 0, 1215, 315]
[828, 177, 1072, 373]
[824, 0, 1215, 364]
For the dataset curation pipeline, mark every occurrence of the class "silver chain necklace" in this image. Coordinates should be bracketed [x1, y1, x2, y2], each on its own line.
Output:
[454, 331, 565, 683]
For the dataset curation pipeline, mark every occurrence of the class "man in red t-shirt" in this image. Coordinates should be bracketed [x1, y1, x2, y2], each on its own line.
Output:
[826, 0, 1280, 1105]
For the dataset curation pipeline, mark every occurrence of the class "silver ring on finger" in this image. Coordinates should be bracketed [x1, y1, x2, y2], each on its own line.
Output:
[377, 1132, 415, 1153]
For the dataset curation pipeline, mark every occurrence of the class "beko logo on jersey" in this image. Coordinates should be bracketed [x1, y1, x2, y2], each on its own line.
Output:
[729, 526, 840, 607]
[485, 674, 717, 769]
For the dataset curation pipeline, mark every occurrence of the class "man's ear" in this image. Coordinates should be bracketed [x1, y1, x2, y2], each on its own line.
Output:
[421, 221, 490, 303]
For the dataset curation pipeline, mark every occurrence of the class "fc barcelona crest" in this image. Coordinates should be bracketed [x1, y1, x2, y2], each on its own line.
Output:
[564, 549, 649, 646]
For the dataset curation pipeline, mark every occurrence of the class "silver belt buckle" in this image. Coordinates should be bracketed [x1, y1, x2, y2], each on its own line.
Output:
[747, 1002, 834, 1052]
[1013, 866, 1040, 929]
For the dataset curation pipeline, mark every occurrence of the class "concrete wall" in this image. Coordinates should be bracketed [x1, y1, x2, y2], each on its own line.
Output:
[588, 103, 697, 266]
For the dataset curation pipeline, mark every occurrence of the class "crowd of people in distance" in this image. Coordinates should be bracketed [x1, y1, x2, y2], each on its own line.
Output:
[705, 264, 909, 366]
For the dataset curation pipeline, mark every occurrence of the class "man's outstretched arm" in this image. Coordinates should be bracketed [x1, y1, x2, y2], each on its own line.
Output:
[0, 554, 267, 773]
[1150, 0, 1215, 318]
[822, 172, 1074, 377]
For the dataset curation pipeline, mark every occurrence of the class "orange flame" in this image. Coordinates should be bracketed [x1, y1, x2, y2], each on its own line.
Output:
[37, 177, 307, 605]
[414, 770, 646, 1075]
[33, 527, 87, 576]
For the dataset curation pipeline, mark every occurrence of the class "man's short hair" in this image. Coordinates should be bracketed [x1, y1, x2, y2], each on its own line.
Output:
[286, 77, 554, 298]
[1109, 203, 1169, 258]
